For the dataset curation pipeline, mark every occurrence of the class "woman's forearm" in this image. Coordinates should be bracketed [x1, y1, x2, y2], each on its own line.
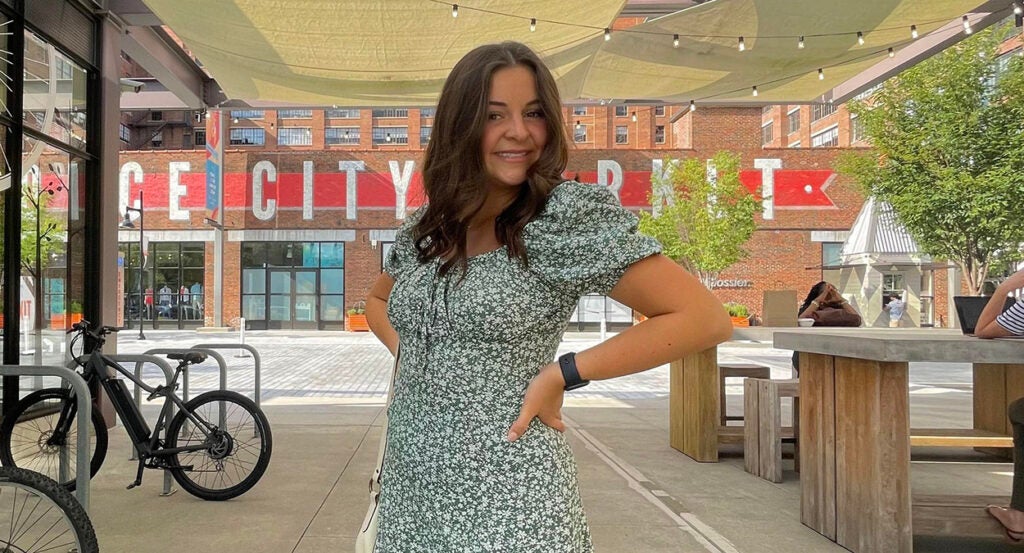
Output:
[574, 310, 731, 382]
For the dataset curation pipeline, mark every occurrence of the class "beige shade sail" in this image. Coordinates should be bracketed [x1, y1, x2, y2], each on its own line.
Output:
[140, 0, 1002, 106]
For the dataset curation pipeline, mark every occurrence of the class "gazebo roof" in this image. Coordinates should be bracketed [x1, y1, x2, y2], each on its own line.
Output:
[841, 196, 932, 267]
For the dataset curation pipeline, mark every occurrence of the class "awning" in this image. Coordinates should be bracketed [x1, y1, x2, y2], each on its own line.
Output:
[140, 0, 1008, 106]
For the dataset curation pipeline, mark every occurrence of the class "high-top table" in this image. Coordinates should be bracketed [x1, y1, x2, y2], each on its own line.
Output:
[773, 329, 1024, 553]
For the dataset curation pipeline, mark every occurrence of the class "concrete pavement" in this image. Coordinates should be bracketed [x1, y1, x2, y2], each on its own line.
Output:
[72, 330, 1020, 552]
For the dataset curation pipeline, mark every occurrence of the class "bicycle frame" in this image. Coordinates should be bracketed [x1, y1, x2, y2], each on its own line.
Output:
[52, 347, 218, 462]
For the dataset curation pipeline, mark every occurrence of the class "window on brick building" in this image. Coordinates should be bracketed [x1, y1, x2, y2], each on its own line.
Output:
[194, 129, 206, 146]
[822, 242, 843, 283]
[850, 114, 866, 143]
[572, 106, 588, 116]
[230, 110, 264, 120]
[326, 127, 360, 145]
[615, 105, 628, 117]
[372, 108, 409, 118]
[615, 126, 628, 144]
[787, 107, 800, 135]
[119, 123, 130, 143]
[761, 121, 773, 146]
[229, 127, 266, 145]
[326, 108, 360, 118]
[419, 107, 436, 118]
[372, 126, 408, 145]
[278, 127, 312, 146]
[150, 110, 163, 121]
[811, 125, 839, 147]
[151, 130, 163, 148]
[183, 133, 192, 149]
[655, 125, 665, 144]
[811, 103, 837, 121]
[573, 124, 587, 143]
[655, 106, 665, 116]
[277, 109, 312, 118]
[420, 126, 432, 144]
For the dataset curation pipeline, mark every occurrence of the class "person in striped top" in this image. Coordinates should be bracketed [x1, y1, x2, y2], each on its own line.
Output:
[979, 268, 1024, 542]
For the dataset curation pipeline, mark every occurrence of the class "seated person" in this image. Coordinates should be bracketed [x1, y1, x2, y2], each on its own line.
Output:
[978, 268, 1024, 541]
[792, 282, 862, 372]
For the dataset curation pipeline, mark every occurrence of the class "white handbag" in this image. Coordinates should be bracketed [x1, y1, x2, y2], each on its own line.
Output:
[355, 351, 399, 553]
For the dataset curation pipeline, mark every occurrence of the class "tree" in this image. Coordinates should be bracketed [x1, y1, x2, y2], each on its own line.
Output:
[638, 151, 761, 289]
[837, 25, 1024, 295]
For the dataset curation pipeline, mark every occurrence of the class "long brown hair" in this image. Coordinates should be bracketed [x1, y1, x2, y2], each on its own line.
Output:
[415, 41, 569, 276]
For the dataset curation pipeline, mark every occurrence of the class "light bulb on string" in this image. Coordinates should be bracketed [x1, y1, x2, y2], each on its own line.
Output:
[962, 15, 972, 34]
[738, 36, 746, 51]
[575, 120, 582, 131]
[857, 31, 865, 45]
[798, 36, 805, 49]
[631, 111, 637, 122]
[1015, 2, 1023, 16]
[818, 68, 824, 80]
[604, 28, 611, 41]
[689, 100, 696, 112]
[530, 18, 536, 32]
[452, 4, 458, 18]
[911, 25, 918, 39]
[673, 34, 679, 48]
[752, 85, 758, 97]
[888, 47, 895, 58]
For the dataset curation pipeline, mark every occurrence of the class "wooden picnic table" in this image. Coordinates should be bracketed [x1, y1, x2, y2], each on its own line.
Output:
[773, 329, 1024, 553]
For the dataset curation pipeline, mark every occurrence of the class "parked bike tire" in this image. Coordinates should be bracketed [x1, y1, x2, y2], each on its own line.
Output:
[0, 466, 98, 553]
[165, 390, 272, 501]
[0, 387, 108, 491]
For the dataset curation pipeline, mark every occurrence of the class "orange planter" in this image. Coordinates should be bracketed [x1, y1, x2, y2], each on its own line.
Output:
[50, 314, 66, 329]
[345, 313, 370, 332]
[730, 316, 750, 327]
[70, 313, 83, 326]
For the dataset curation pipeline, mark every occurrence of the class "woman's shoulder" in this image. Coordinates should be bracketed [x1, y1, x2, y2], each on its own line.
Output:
[528, 180, 620, 231]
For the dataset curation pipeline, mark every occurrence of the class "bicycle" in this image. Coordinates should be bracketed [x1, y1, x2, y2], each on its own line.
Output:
[0, 465, 97, 552]
[0, 321, 273, 501]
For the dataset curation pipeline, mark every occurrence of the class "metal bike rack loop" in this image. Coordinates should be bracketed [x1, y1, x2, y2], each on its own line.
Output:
[0, 365, 92, 511]
[192, 343, 262, 408]
[107, 354, 177, 496]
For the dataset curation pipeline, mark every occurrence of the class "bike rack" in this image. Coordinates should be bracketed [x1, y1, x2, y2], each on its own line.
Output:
[0, 365, 92, 511]
[142, 348, 228, 405]
[106, 354, 177, 496]
[192, 343, 262, 408]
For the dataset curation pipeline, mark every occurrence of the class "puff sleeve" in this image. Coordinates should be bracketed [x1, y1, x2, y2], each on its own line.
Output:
[524, 181, 662, 297]
[383, 209, 423, 281]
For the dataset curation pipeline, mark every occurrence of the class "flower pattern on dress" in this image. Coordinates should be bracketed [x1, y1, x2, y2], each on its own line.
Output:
[375, 181, 662, 552]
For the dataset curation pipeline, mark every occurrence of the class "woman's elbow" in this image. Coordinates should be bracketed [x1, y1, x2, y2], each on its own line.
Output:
[709, 309, 733, 345]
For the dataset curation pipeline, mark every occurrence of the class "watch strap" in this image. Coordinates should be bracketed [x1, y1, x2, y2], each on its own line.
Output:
[558, 352, 589, 391]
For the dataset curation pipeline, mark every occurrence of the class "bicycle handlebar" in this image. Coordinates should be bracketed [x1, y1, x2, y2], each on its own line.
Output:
[67, 320, 125, 337]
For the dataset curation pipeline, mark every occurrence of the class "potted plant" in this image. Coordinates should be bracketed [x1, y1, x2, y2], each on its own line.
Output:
[345, 301, 370, 332]
[69, 300, 83, 326]
[724, 302, 750, 327]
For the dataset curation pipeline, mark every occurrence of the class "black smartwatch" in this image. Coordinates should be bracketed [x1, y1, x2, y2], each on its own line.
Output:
[558, 352, 590, 391]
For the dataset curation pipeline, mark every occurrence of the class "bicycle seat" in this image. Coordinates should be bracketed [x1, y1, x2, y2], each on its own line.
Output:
[167, 351, 207, 365]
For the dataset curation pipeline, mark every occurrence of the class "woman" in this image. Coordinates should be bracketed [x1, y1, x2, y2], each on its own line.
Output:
[365, 41, 732, 552]
[792, 281, 861, 372]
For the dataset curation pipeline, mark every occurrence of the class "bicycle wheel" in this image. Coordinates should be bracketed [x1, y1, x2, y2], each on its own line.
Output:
[0, 466, 98, 553]
[0, 388, 108, 491]
[165, 390, 272, 501]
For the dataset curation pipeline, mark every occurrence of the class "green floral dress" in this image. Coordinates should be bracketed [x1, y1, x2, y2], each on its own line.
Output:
[376, 181, 662, 552]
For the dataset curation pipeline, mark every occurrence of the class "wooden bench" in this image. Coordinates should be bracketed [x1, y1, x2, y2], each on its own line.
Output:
[909, 428, 1013, 448]
[744, 378, 800, 483]
[912, 494, 1009, 538]
[719, 363, 771, 426]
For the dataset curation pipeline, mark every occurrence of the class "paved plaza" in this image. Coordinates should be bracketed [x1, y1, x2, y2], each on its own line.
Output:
[68, 329, 1018, 552]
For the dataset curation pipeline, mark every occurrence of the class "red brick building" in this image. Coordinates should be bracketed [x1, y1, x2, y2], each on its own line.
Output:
[117, 104, 951, 331]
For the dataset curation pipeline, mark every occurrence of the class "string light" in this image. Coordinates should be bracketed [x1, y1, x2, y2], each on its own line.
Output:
[911, 25, 918, 39]
[962, 15, 972, 35]
[451, 4, 458, 18]
[818, 68, 824, 80]
[798, 36, 805, 49]
[857, 31, 864, 45]
[689, 100, 696, 112]
[738, 36, 746, 52]
[752, 85, 758, 97]
[888, 47, 895, 58]
[673, 34, 679, 48]
[604, 28, 611, 41]
[530, 18, 536, 32]
[575, 120, 582, 131]
[1015, 2, 1023, 16]
[631, 111, 637, 122]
